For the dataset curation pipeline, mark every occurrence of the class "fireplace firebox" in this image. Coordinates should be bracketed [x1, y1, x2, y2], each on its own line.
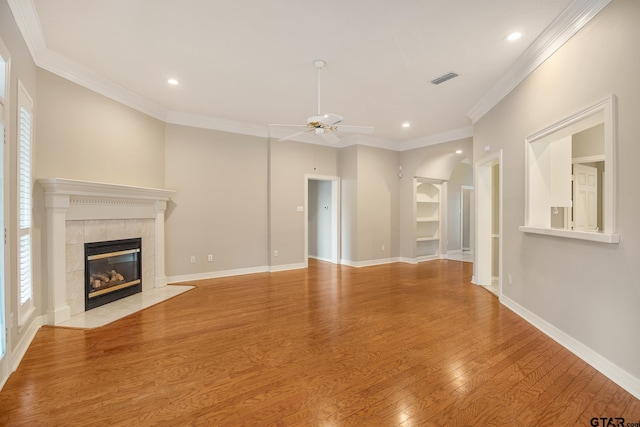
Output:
[85, 238, 142, 310]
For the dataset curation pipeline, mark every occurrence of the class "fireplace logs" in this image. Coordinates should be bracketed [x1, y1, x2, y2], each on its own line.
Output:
[90, 270, 126, 290]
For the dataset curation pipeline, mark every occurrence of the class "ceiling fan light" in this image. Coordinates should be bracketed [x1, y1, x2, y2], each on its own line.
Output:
[315, 127, 325, 135]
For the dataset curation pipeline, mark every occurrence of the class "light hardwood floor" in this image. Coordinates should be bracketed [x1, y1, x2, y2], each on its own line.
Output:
[1, 260, 638, 426]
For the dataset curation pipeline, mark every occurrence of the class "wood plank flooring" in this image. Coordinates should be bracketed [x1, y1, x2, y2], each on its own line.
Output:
[1, 260, 638, 426]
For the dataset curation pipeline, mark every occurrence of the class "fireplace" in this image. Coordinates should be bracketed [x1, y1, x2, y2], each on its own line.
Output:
[85, 238, 142, 310]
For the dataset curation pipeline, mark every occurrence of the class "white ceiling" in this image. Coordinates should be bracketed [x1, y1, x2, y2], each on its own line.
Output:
[21, 0, 582, 147]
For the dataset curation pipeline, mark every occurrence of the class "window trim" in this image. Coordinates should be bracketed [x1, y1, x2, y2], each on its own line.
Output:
[519, 94, 619, 244]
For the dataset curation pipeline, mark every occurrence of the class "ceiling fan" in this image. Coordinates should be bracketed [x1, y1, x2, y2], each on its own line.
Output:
[269, 60, 374, 143]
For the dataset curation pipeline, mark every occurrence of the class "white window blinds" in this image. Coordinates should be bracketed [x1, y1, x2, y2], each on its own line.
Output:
[17, 81, 33, 323]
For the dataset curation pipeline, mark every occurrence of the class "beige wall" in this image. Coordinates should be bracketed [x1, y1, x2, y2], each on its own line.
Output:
[35, 69, 165, 188]
[339, 145, 358, 262]
[356, 145, 400, 263]
[165, 125, 268, 277]
[473, 0, 640, 379]
[269, 139, 338, 267]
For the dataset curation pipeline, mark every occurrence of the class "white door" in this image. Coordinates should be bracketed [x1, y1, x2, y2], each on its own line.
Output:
[573, 163, 598, 231]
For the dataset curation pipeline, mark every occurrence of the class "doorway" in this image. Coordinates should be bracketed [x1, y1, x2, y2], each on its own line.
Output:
[305, 175, 340, 267]
[461, 185, 474, 254]
[474, 150, 502, 296]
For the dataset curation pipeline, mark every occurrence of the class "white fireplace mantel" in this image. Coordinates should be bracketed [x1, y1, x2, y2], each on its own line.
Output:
[38, 178, 176, 325]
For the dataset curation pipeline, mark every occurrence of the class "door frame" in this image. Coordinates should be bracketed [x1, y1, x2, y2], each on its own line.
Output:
[304, 174, 340, 267]
[474, 150, 502, 296]
[0, 36, 11, 390]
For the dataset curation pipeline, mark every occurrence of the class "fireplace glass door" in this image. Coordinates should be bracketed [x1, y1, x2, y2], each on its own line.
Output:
[85, 238, 142, 310]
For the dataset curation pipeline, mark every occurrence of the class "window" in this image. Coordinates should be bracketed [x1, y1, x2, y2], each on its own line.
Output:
[520, 95, 619, 243]
[0, 48, 6, 357]
[17, 80, 33, 325]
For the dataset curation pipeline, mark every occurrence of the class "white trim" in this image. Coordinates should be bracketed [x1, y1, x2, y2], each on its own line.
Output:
[468, 0, 612, 124]
[6, 0, 46, 59]
[11, 314, 44, 372]
[341, 257, 402, 268]
[398, 257, 418, 264]
[501, 295, 640, 400]
[269, 263, 306, 273]
[38, 50, 167, 121]
[308, 255, 334, 263]
[572, 155, 604, 164]
[38, 178, 175, 202]
[523, 94, 617, 237]
[167, 266, 270, 284]
[474, 150, 503, 296]
[0, 36, 10, 389]
[519, 226, 619, 243]
[168, 111, 268, 138]
[399, 126, 473, 151]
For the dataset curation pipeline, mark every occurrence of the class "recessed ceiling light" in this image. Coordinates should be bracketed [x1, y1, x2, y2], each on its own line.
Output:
[167, 78, 179, 85]
[456, 150, 463, 154]
[402, 122, 410, 128]
[507, 32, 522, 41]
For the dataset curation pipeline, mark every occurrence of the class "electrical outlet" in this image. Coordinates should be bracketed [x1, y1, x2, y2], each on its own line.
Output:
[190, 256, 196, 264]
[381, 245, 385, 251]
[273, 250, 278, 257]
[508, 274, 512, 285]
[207, 254, 213, 262]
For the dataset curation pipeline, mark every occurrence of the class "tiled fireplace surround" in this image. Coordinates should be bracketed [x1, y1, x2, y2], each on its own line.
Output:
[39, 178, 175, 325]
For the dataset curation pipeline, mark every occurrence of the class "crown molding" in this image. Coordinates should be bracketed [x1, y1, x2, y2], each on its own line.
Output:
[398, 126, 473, 151]
[166, 110, 270, 138]
[337, 134, 401, 151]
[38, 49, 168, 121]
[9, 0, 472, 152]
[467, 0, 612, 124]
[7, 0, 168, 121]
[7, 0, 46, 57]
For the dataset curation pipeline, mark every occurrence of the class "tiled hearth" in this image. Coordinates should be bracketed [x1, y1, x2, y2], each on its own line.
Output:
[58, 285, 192, 328]
[39, 178, 184, 326]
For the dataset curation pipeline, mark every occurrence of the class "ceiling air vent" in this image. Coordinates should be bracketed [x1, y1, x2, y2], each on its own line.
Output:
[430, 72, 459, 85]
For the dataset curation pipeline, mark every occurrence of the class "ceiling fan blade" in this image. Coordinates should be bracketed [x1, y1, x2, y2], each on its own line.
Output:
[319, 113, 343, 126]
[268, 124, 308, 129]
[322, 131, 340, 144]
[335, 125, 375, 134]
[278, 130, 308, 141]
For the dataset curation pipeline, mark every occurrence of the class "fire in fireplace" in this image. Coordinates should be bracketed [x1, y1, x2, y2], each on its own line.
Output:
[85, 238, 142, 310]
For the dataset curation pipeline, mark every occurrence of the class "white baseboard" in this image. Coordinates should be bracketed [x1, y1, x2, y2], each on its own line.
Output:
[12, 314, 46, 372]
[168, 265, 269, 284]
[269, 263, 306, 273]
[398, 257, 418, 264]
[501, 295, 640, 400]
[340, 257, 402, 268]
[308, 255, 334, 263]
